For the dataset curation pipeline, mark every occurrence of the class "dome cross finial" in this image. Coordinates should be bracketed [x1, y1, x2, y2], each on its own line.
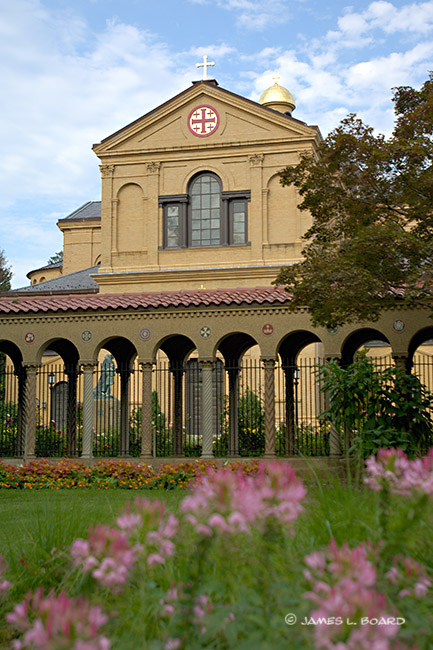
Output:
[272, 73, 280, 84]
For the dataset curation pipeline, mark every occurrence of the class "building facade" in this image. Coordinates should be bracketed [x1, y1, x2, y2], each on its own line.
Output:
[1, 77, 432, 462]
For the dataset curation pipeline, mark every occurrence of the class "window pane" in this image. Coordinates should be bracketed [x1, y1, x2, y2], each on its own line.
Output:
[233, 202, 245, 213]
[233, 221, 245, 233]
[189, 173, 221, 246]
[232, 232, 245, 244]
[167, 206, 179, 217]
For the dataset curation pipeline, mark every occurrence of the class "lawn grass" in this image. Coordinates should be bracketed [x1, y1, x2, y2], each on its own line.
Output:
[1, 468, 432, 649]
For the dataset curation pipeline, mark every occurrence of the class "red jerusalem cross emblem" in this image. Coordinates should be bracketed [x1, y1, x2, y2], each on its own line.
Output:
[188, 105, 219, 137]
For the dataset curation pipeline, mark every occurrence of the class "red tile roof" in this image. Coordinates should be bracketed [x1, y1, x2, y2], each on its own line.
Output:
[0, 286, 292, 314]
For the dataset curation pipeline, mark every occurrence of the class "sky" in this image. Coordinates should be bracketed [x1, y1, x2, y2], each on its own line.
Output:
[1, 0, 433, 288]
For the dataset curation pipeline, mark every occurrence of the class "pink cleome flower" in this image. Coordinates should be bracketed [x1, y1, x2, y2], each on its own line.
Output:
[6, 588, 110, 650]
[181, 461, 306, 535]
[71, 525, 138, 591]
[304, 541, 401, 650]
[364, 448, 433, 497]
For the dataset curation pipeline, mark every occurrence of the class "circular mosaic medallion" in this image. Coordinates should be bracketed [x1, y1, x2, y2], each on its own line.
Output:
[326, 326, 339, 335]
[262, 323, 274, 336]
[139, 328, 151, 341]
[188, 105, 219, 137]
[24, 332, 35, 344]
[200, 326, 212, 339]
[393, 319, 406, 332]
[81, 330, 93, 342]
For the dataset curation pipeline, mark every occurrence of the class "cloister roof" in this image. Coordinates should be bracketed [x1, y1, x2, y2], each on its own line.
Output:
[0, 286, 291, 314]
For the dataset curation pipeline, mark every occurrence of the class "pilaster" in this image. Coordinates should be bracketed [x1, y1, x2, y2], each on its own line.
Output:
[146, 161, 161, 267]
[248, 153, 264, 262]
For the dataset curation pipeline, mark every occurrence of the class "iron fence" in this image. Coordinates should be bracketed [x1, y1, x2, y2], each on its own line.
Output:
[1, 352, 432, 459]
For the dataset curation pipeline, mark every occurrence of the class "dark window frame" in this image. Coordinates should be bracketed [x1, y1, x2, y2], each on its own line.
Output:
[159, 173, 251, 250]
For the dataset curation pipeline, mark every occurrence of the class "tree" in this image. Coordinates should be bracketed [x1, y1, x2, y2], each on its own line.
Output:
[47, 251, 63, 265]
[0, 249, 12, 405]
[0, 249, 12, 293]
[275, 73, 433, 327]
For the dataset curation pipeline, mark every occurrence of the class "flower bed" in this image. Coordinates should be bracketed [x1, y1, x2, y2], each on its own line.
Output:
[0, 458, 261, 490]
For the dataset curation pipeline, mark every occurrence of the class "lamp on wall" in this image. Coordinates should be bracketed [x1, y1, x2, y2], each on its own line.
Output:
[48, 371, 55, 387]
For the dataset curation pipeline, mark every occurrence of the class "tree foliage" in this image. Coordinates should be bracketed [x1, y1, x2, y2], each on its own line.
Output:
[318, 353, 433, 458]
[47, 250, 63, 265]
[0, 249, 12, 293]
[275, 73, 433, 327]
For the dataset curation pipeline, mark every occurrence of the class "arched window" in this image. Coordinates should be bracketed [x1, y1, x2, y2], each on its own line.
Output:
[190, 173, 221, 246]
[159, 172, 250, 249]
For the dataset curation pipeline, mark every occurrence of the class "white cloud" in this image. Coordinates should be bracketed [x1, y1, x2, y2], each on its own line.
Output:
[188, 0, 291, 30]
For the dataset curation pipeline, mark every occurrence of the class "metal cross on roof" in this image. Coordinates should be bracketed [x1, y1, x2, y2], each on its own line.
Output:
[272, 73, 280, 84]
[196, 55, 215, 80]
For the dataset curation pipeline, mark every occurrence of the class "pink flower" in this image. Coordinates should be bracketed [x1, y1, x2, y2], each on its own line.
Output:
[71, 525, 138, 592]
[181, 461, 305, 535]
[165, 639, 181, 650]
[365, 448, 433, 497]
[304, 542, 401, 650]
[6, 588, 110, 650]
[386, 555, 431, 600]
[121, 498, 179, 568]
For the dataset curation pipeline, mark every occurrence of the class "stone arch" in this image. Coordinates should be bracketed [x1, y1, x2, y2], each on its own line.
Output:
[277, 330, 323, 456]
[214, 331, 258, 363]
[407, 327, 433, 383]
[214, 332, 259, 456]
[116, 182, 145, 253]
[266, 172, 304, 244]
[182, 165, 231, 193]
[38, 338, 81, 457]
[0, 340, 23, 372]
[93, 336, 138, 457]
[153, 334, 197, 457]
[0, 340, 25, 456]
[39, 338, 80, 366]
[341, 328, 390, 369]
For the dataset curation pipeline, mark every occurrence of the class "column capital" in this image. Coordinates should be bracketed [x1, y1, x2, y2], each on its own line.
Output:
[138, 360, 154, 371]
[22, 362, 40, 372]
[100, 164, 115, 178]
[392, 354, 411, 370]
[200, 359, 215, 370]
[248, 153, 264, 167]
[324, 355, 341, 364]
[261, 357, 276, 366]
[146, 161, 161, 174]
[80, 361, 97, 372]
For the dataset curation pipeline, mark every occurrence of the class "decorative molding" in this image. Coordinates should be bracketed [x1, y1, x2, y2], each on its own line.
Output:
[100, 164, 115, 178]
[146, 161, 161, 174]
[248, 153, 264, 167]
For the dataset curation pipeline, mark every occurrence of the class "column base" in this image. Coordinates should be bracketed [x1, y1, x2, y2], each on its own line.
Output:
[201, 453, 214, 459]
[139, 453, 154, 461]
[263, 453, 277, 459]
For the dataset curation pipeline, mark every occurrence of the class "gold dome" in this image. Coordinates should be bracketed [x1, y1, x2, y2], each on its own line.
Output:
[259, 82, 296, 114]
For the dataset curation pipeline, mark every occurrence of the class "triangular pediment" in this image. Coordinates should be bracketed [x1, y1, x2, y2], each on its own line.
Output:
[93, 81, 319, 156]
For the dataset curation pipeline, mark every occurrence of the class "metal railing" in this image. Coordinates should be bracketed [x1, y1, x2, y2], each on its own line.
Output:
[1, 352, 431, 459]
